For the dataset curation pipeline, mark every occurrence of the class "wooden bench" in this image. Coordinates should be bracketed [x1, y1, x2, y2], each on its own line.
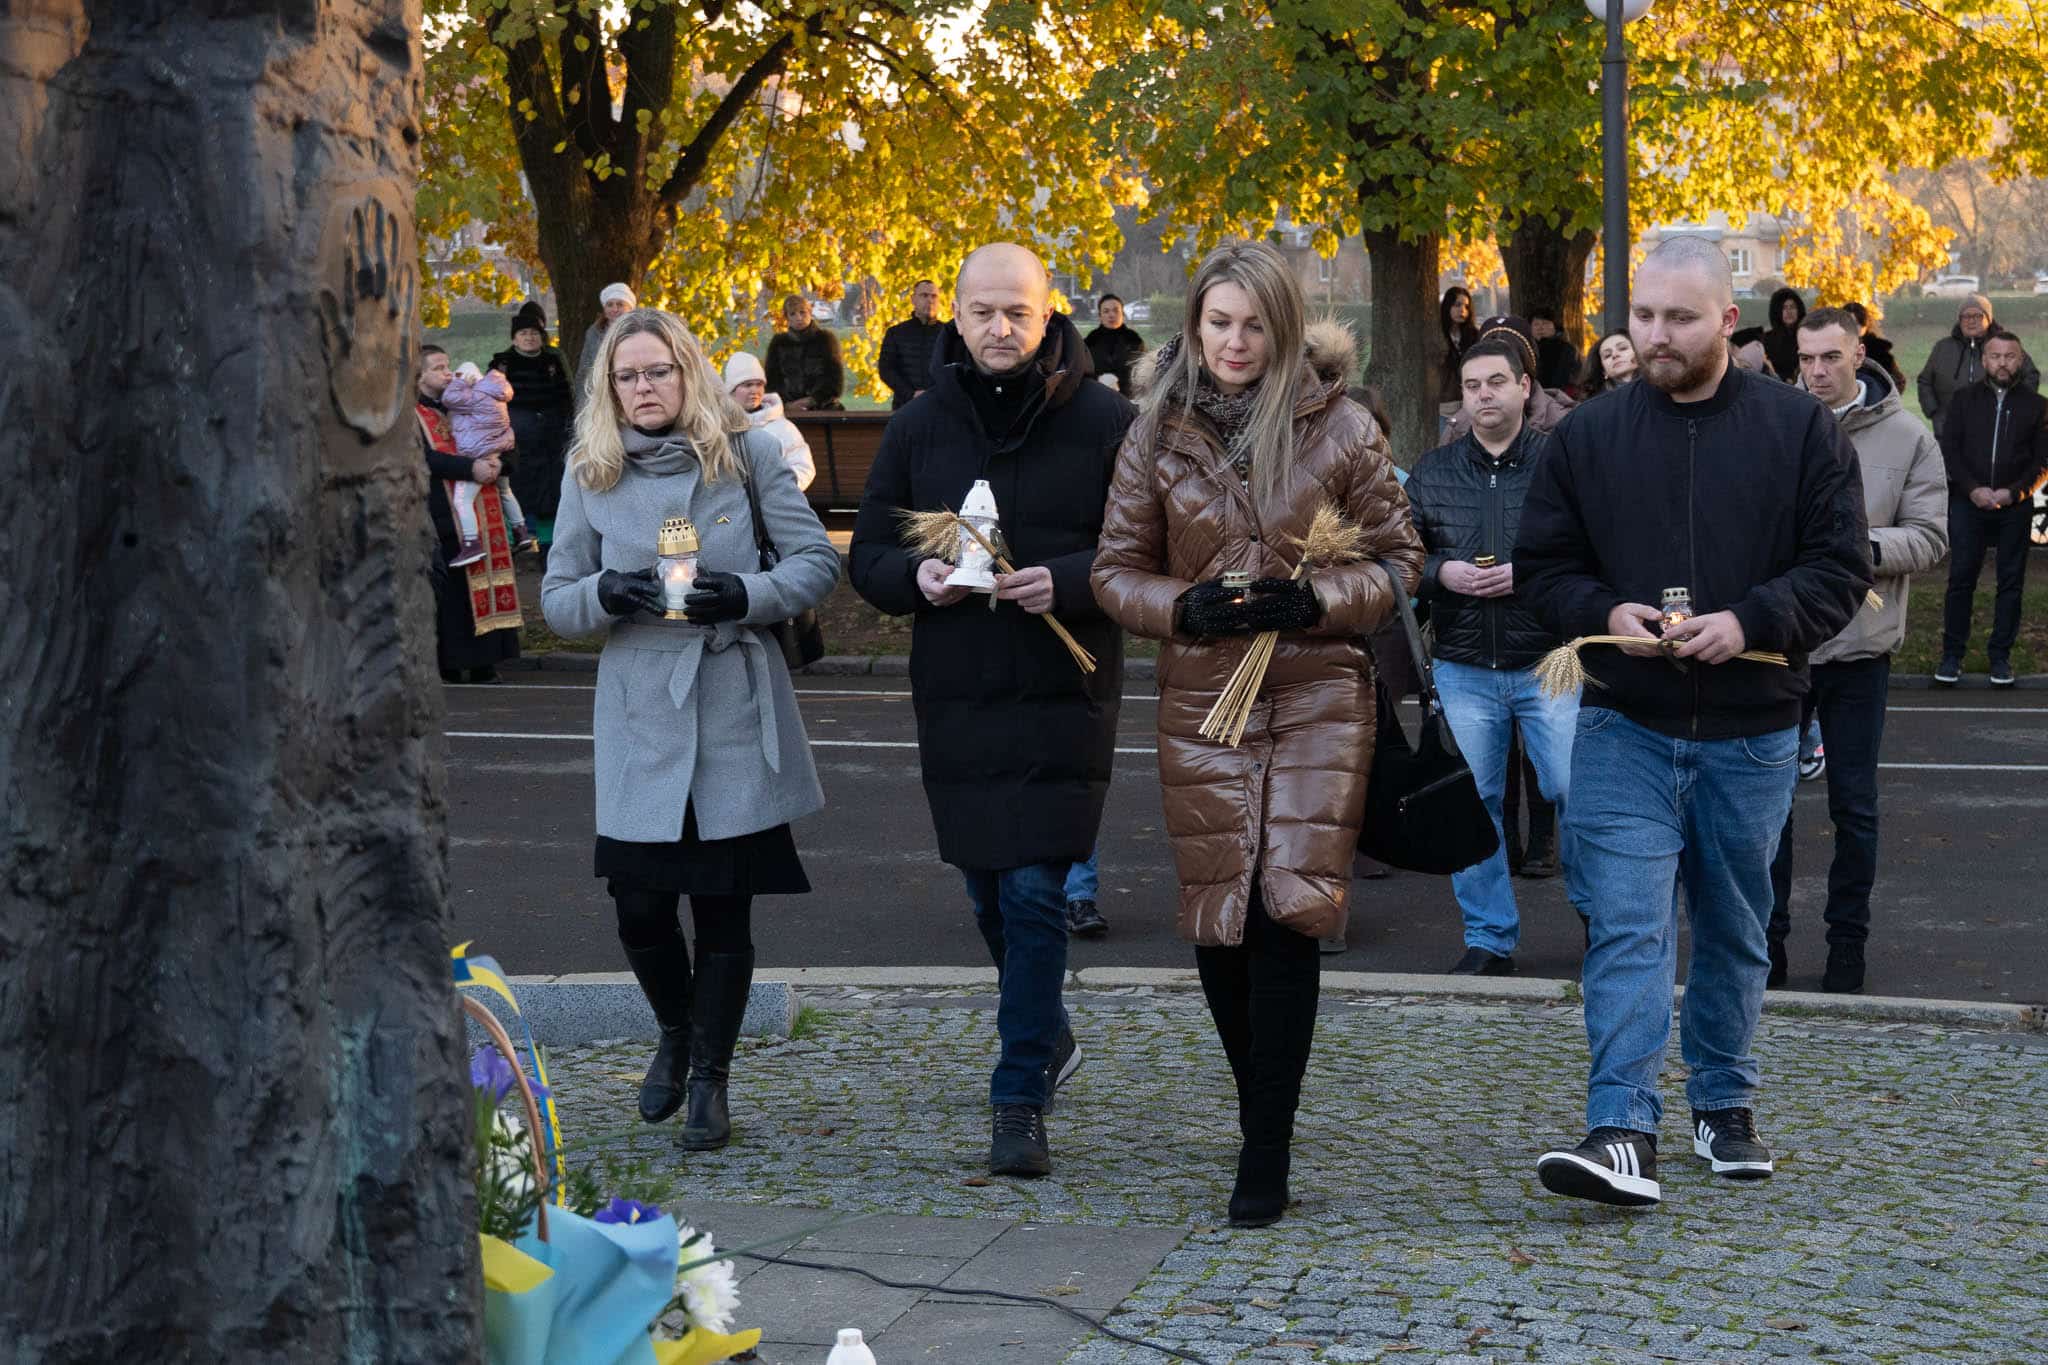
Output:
[790, 411, 892, 510]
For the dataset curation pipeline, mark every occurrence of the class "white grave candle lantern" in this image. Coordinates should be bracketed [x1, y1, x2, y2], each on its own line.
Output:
[658, 516, 700, 619]
[946, 479, 1001, 593]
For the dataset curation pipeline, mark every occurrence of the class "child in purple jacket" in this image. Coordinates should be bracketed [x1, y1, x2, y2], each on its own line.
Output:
[442, 362, 535, 560]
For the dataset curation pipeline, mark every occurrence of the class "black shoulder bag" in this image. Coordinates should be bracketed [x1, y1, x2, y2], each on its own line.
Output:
[1356, 560, 1500, 875]
[735, 435, 828, 670]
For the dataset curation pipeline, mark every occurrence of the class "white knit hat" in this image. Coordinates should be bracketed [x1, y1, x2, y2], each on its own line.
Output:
[599, 282, 637, 308]
[722, 351, 767, 389]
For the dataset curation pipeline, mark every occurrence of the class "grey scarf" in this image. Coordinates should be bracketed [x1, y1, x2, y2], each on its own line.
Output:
[621, 423, 701, 476]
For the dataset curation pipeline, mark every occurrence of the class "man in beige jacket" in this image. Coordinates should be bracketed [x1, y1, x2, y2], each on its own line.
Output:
[1769, 308, 1950, 994]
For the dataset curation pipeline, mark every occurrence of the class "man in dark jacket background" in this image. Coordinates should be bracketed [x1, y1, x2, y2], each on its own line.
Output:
[1406, 338, 1580, 979]
[1935, 329, 2046, 687]
[877, 278, 943, 409]
[1530, 309, 1581, 394]
[1918, 293, 2039, 435]
[1517, 236, 1871, 1209]
[848, 242, 1133, 1180]
[764, 293, 845, 411]
[1083, 293, 1147, 394]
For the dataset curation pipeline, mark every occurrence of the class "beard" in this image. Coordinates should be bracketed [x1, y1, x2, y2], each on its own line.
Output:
[1641, 343, 1724, 395]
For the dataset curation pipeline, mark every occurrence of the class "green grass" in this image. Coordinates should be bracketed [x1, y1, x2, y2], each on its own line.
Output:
[1895, 564, 2046, 676]
[788, 1005, 827, 1042]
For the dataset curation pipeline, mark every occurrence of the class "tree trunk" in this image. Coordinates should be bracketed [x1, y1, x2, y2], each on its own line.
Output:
[1363, 225, 1444, 466]
[1504, 217, 1597, 352]
[0, 3, 480, 1360]
[537, 206, 661, 376]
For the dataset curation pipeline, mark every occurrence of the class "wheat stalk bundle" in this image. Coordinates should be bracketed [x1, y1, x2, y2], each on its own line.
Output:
[1199, 504, 1370, 746]
[893, 507, 1097, 673]
[1533, 637, 1792, 700]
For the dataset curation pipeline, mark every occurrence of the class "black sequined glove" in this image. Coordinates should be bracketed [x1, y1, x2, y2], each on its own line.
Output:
[1176, 578, 1260, 638]
[1239, 576, 1322, 631]
[597, 567, 664, 617]
[682, 569, 749, 624]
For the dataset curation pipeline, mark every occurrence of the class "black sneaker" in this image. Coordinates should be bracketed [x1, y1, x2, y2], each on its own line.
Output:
[1767, 938, 1788, 990]
[1449, 946, 1515, 976]
[1042, 1024, 1082, 1113]
[1822, 942, 1864, 994]
[1066, 898, 1108, 938]
[1934, 656, 1961, 685]
[989, 1104, 1051, 1178]
[1537, 1128, 1660, 1206]
[1989, 658, 2015, 687]
[1692, 1107, 1774, 1179]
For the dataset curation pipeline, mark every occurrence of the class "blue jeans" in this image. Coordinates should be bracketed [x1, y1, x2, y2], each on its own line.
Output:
[1063, 853, 1098, 903]
[961, 863, 1071, 1108]
[1568, 707, 1798, 1132]
[1434, 659, 1584, 954]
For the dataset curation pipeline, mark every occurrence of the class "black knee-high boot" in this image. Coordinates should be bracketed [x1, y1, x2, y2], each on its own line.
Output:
[1231, 897, 1320, 1227]
[1195, 942, 1254, 1127]
[679, 948, 755, 1151]
[616, 884, 693, 1125]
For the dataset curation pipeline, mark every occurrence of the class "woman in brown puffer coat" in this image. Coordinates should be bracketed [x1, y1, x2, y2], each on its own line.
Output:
[1092, 242, 1424, 1227]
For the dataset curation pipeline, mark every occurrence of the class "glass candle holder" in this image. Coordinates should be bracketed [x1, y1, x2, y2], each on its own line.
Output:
[1222, 569, 1254, 604]
[946, 478, 1002, 594]
[658, 516, 700, 620]
[1660, 586, 1693, 631]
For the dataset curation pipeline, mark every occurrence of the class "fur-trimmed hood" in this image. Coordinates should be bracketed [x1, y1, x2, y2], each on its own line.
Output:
[1129, 317, 1358, 405]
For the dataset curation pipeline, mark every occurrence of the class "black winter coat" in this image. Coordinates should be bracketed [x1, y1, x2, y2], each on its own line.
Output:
[848, 313, 1135, 870]
[765, 324, 845, 409]
[1516, 365, 1872, 741]
[1405, 425, 1560, 669]
[1536, 336, 1580, 395]
[1938, 380, 2047, 503]
[877, 316, 945, 409]
[489, 344, 575, 521]
[1084, 324, 1147, 394]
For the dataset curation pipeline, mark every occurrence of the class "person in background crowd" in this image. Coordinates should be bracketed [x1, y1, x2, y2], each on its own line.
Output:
[1578, 330, 1638, 396]
[490, 300, 576, 526]
[1769, 308, 1949, 994]
[1406, 338, 1581, 977]
[878, 279, 944, 410]
[1094, 241, 1423, 1227]
[849, 243, 1133, 1181]
[418, 344, 523, 684]
[1732, 334, 1773, 377]
[723, 351, 816, 492]
[1919, 293, 2040, 435]
[575, 282, 638, 406]
[765, 293, 845, 412]
[1517, 236, 1870, 1208]
[1444, 316, 1576, 441]
[1761, 287, 1806, 382]
[1530, 309, 1582, 394]
[1841, 301, 1907, 393]
[1085, 293, 1148, 395]
[542, 307, 839, 1151]
[1936, 329, 2046, 688]
[1438, 286, 1481, 406]
[441, 361, 536, 558]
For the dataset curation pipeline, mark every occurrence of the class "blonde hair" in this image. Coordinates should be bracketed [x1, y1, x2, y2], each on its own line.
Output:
[569, 308, 749, 491]
[1135, 241, 1308, 512]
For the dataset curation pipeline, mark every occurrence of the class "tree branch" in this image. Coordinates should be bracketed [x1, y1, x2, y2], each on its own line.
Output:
[655, 26, 800, 208]
[558, 5, 609, 164]
[617, 2, 680, 181]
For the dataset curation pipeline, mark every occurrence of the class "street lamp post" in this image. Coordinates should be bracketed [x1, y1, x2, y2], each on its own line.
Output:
[1589, 0, 1654, 334]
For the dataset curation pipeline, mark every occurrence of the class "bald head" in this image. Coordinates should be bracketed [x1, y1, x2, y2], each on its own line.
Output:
[1629, 237, 1741, 401]
[1638, 236, 1735, 308]
[955, 242, 1053, 375]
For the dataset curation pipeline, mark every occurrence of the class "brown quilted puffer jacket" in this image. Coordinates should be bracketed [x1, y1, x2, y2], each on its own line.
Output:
[1091, 321, 1425, 945]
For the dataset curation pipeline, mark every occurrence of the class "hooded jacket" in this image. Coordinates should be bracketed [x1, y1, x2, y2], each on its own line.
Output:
[743, 391, 816, 492]
[1917, 294, 2041, 429]
[1516, 363, 1872, 741]
[1404, 422, 1561, 670]
[1091, 322, 1425, 946]
[1762, 288, 1807, 383]
[847, 312, 1134, 871]
[1938, 375, 2047, 505]
[1812, 364, 1950, 665]
[441, 369, 516, 462]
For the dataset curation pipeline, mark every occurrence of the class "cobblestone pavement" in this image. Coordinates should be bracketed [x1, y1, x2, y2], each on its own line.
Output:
[543, 987, 2048, 1364]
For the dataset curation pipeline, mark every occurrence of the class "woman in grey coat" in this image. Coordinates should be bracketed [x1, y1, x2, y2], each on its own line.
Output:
[542, 307, 839, 1150]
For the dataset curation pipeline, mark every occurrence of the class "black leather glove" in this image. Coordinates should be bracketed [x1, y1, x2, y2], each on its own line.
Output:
[1176, 577, 1260, 638]
[1241, 576, 1322, 631]
[597, 567, 664, 617]
[683, 569, 749, 624]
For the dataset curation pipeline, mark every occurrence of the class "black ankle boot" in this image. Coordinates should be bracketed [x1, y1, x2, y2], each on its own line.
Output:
[679, 949, 754, 1151]
[622, 939, 693, 1123]
[1228, 1141, 1291, 1227]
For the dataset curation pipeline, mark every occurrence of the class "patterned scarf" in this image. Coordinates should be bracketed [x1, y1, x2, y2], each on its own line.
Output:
[1153, 333, 1265, 475]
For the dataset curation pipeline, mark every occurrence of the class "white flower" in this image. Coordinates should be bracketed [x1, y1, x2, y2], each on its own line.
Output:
[674, 1226, 740, 1333]
[488, 1110, 535, 1200]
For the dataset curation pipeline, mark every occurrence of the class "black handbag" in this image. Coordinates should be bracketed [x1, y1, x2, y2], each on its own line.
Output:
[735, 436, 827, 670]
[1357, 561, 1500, 875]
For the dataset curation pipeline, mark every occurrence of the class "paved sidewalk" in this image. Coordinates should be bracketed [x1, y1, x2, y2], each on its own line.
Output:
[542, 986, 2048, 1364]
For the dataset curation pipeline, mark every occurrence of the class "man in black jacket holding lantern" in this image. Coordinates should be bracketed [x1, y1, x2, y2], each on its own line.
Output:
[848, 242, 1134, 1180]
[1515, 236, 1871, 1209]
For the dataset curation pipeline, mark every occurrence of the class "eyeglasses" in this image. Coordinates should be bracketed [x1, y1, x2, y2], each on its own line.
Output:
[1959, 310, 1987, 321]
[612, 363, 679, 389]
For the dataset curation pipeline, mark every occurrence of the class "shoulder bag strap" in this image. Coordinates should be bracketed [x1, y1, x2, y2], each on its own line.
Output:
[733, 433, 779, 568]
[1375, 559, 1444, 716]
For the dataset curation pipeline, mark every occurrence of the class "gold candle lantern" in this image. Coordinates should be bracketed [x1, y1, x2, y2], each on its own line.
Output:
[657, 516, 701, 620]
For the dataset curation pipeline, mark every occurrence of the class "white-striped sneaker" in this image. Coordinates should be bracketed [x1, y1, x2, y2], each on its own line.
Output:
[1693, 1107, 1774, 1179]
[1537, 1127, 1661, 1207]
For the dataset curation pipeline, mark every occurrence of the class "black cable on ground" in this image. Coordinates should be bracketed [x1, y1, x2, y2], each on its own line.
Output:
[736, 1249, 1214, 1365]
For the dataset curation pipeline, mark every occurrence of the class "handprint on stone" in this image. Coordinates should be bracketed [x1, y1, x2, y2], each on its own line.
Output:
[319, 189, 415, 442]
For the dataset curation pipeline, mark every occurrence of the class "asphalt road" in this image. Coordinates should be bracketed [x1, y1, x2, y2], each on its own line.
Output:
[445, 676, 2048, 1004]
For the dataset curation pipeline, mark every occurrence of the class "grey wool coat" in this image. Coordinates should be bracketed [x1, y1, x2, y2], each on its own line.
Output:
[541, 425, 839, 843]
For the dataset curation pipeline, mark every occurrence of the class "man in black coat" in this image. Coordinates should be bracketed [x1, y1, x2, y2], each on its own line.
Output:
[876, 279, 944, 409]
[763, 294, 845, 410]
[849, 243, 1133, 1179]
[1935, 329, 2047, 687]
[1405, 339, 1578, 980]
[1516, 237, 1871, 1209]
[1083, 293, 1146, 394]
[1530, 309, 1580, 394]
